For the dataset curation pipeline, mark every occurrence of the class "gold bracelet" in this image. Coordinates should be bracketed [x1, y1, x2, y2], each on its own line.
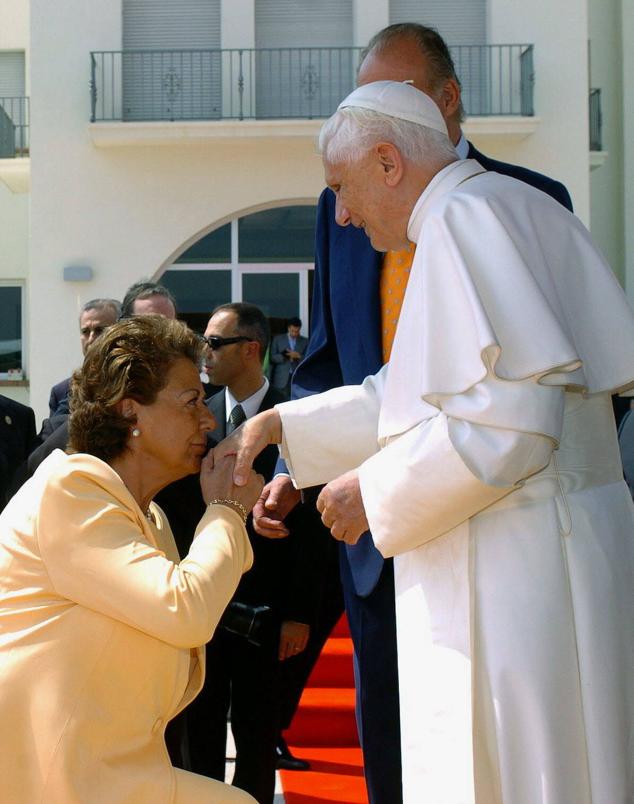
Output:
[207, 498, 248, 524]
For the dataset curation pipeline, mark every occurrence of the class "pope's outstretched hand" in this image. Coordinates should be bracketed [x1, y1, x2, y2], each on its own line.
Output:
[213, 408, 283, 486]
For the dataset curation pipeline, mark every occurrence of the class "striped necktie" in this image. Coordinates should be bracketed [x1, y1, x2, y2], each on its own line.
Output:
[380, 242, 415, 362]
[228, 403, 246, 433]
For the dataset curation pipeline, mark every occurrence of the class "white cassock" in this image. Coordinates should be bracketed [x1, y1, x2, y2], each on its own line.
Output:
[276, 160, 634, 804]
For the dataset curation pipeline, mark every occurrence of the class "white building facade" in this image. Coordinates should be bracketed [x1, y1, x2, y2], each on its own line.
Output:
[0, 0, 628, 422]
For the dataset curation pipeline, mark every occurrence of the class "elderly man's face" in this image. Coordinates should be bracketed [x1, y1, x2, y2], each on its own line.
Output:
[79, 307, 118, 356]
[325, 152, 407, 252]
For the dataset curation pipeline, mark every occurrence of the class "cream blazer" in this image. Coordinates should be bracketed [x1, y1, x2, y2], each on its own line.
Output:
[0, 450, 253, 803]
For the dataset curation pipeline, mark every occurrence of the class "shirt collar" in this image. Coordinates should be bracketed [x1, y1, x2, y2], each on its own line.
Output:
[407, 159, 487, 243]
[455, 132, 469, 160]
[225, 377, 269, 422]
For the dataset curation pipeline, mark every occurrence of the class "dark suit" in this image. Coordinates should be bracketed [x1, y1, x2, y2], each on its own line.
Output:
[48, 377, 71, 416]
[0, 395, 36, 512]
[162, 385, 316, 804]
[280, 147, 573, 804]
[25, 417, 69, 475]
[269, 333, 308, 395]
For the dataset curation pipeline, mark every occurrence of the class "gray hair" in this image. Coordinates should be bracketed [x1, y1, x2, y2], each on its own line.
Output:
[80, 298, 121, 321]
[319, 106, 458, 167]
[360, 23, 466, 123]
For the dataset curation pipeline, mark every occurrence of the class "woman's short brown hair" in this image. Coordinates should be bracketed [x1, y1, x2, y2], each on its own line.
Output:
[68, 316, 203, 462]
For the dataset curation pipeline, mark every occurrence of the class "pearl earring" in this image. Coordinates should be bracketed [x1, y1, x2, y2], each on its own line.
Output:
[131, 428, 141, 437]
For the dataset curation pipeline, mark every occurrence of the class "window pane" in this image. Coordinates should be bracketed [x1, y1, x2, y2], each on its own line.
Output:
[239, 206, 316, 262]
[176, 223, 231, 263]
[0, 286, 22, 373]
[242, 273, 299, 318]
[161, 269, 231, 314]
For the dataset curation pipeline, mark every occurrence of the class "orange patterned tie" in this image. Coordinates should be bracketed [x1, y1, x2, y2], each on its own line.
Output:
[380, 242, 415, 362]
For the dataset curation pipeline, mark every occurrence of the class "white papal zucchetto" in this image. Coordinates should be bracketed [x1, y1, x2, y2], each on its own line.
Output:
[337, 80, 448, 137]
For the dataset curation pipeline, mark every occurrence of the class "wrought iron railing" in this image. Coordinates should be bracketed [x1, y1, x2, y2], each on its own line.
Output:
[0, 97, 29, 157]
[589, 88, 602, 151]
[90, 45, 535, 123]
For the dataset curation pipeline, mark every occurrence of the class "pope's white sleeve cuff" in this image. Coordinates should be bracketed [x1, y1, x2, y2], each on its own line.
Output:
[359, 414, 517, 558]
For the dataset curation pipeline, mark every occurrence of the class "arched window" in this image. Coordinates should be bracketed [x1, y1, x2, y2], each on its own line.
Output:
[161, 204, 317, 336]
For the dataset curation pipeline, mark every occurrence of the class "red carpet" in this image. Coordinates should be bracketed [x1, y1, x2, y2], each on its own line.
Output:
[279, 616, 369, 804]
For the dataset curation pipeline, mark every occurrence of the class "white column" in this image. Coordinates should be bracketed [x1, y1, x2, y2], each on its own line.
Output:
[222, 0, 255, 49]
[353, 0, 389, 48]
[487, 0, 590, 225]
[221, 0, 255, 118]
[588, 0, 625, 288]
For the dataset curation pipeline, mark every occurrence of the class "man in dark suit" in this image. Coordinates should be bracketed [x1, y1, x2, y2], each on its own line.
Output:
[0, 394, 36, 512]
[269, 317, 308, 398]
[47, 298, 120, 416]
[253, 23, 573, 804]
[160, 303, 316, 804]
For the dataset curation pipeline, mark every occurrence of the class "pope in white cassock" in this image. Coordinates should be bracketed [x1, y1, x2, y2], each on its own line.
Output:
[218, 81, 634, 804]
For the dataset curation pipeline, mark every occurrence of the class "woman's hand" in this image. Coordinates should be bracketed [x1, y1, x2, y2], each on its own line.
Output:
[200, 451, 263, 516]
[214, 408, 283, 486]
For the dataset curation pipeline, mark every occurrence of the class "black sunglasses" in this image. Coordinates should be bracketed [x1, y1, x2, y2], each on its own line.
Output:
[201, 335, 252, 350]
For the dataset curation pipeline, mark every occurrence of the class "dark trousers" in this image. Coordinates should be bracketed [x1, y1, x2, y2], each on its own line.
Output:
[279, 551, 344, 729]
[186, 626, 281, 804]
[340, 551, 403, 804]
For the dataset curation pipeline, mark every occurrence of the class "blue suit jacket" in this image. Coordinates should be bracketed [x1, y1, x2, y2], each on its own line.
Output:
[281, 145, 573, 597]
[48, 377, 71, 417]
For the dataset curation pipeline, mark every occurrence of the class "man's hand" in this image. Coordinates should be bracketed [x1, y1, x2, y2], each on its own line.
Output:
[213, 408, 282, 486]
[279, 620, 310, 661]
[287, 350, 303, 361]
[316, 469, 369, 545]
[252, 476, 302, 539]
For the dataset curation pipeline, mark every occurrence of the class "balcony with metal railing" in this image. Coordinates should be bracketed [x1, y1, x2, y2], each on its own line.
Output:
[89, 44, 535, 124]
[0, 97, 29, 158]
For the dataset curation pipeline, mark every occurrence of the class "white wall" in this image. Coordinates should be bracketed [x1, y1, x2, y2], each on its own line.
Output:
[0, 0, 29, 75]
[0, 0, 29, 405]
[353, 0, 388, 47]
[29, 0, 325, 423]
[588, 0, 624, 286]
[0, 178, 27, 280]
[222, 0, 254, 48]
[488, 0, 590, 224]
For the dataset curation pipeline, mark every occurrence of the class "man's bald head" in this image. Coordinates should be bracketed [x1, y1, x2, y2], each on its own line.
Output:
[358, 23, 464, 143]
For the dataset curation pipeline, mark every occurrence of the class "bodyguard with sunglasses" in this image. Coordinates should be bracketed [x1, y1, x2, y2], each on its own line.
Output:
[203, 333, 253, 351]
[170, 303, 318, 804]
